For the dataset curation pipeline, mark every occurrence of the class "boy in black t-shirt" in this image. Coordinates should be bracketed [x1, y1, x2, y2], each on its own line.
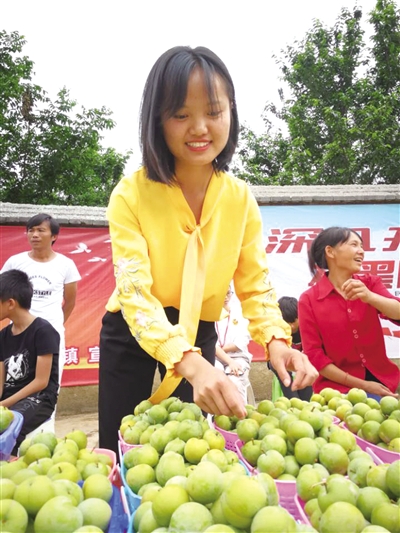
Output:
[269, 296, 313, 401]
[0, 269, 60, 451]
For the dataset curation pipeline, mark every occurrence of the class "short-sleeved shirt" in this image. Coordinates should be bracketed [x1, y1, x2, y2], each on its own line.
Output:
[1, 252, 81, 336]
[0, 317, 60, 399]
[299, 272, 400, 393]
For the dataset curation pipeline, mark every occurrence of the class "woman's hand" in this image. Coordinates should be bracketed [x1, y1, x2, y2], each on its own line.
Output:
[342, 278, 371, 302]
[175, 351, 247, 419]
[363, 380, 399, 398]
[268, 339, 318, 391]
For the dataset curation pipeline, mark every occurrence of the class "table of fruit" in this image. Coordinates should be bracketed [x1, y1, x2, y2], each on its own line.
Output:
[1, 387, 399, 533]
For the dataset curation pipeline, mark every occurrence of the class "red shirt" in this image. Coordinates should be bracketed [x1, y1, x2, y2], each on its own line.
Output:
[298, 273, 400, 394]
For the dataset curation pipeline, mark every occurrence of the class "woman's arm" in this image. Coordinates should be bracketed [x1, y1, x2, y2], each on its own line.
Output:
[342, 278, 400, 320]
[320, 363, 398, 398]
[0, 355, 53, 408]
[107, 181, 197, 371]
[175, 351, 247, 418]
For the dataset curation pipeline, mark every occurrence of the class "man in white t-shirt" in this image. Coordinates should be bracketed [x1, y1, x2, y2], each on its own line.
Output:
[1, 213, 81, 384]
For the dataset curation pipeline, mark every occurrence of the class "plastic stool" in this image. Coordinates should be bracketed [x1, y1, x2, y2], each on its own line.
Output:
[246, 383, 256, 406]
[271, 374, 284, 402]
[25, 416, 55, 439]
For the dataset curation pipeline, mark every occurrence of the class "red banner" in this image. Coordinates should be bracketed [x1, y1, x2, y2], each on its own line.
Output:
[0, 226, 115, 386]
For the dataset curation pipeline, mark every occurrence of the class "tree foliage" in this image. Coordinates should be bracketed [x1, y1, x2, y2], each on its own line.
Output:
[233, 0, 400, 185]
[0, 30, 131, 205]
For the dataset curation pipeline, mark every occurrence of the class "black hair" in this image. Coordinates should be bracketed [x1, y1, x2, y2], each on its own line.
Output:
[140, 45, 239, 184]
[308, 226, 363, 274]
[0, 269, 33, 309]
[278, 296, 298, 323]
[26, 213, 60, 245]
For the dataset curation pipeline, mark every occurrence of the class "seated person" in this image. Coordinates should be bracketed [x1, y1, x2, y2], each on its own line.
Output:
[299, 226, 400, 399]
[215, 286, 254, 404]
[268, 296, 313, 401]
[0, 269, 60, 452]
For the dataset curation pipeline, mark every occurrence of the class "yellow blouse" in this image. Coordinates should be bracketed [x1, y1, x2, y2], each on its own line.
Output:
[106, 167, 291, 383]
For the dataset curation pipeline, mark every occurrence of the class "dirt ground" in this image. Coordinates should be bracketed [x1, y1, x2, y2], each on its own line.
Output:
[55, 412, 100, 449]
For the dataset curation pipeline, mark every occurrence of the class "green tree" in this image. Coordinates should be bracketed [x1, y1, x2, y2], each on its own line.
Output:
[0, 30, 131, 205]
[234, 0, 400, 185]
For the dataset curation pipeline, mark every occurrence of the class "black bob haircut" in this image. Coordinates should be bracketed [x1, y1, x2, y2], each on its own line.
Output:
[26, 213, 60, 238]
[308, 226, 363, 275]
[278, 296, 298, 324]
[0, 269, 33, 309]
[140, 46, 239, 184]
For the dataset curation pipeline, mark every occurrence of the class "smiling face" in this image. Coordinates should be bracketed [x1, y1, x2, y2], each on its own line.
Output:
[162, 68, 231, 176]
[326, 231, 364, 274]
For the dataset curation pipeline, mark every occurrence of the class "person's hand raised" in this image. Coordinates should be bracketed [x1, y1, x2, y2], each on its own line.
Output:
[341, 278, 371, 302]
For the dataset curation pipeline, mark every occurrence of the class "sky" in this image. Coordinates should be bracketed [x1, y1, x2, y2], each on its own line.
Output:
[3, 0, 378, 175]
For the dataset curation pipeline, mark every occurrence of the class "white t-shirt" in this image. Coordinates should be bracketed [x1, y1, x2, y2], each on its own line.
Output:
[1, 252, 81, 336]
[215, 294, 252, 363]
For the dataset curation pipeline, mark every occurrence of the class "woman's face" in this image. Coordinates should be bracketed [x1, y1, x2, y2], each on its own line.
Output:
[224, 289, 233, 307]
[162, 68, 231, 173]
[326, 232, 364, 273]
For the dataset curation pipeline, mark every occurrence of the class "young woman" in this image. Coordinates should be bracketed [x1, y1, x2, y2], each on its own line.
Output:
[98, 46, 318, 453]
[299, 226, 400, 398]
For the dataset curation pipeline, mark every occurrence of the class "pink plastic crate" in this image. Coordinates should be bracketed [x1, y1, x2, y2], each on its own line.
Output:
[118, 430, 143, 455]
[343, 424, 400, 464]
[213, 422, 243, 452]
[294, 494, 313, 525]
[278, 482, 310, 523]
[354, 435, 400, 464]
[95, 447, 118, 484]
[234, 439, 258, 472]
[235, 439, 309, 524]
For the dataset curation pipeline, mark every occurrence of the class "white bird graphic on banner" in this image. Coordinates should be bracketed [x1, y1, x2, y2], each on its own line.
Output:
[70, 243, 92, 254]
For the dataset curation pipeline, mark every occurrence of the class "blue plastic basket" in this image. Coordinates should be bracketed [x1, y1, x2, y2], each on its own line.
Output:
[107, 483, 130, 533]
[0, 411, 24, 461]
[128, 511, 135, 533]
[120, 461, 142, 513]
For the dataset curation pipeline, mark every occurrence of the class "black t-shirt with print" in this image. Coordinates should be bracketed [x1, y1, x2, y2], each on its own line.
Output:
[292, 329, 302, 351]
[0, 317, 60, 399]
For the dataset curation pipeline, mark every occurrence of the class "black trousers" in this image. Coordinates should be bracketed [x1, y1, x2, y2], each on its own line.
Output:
[7, 391, 56, 454]
[98, 308, 216, 455]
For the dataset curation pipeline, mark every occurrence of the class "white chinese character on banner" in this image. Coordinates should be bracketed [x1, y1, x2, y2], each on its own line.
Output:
[88, 346, 100, 363]
[65, 347, 79, 365]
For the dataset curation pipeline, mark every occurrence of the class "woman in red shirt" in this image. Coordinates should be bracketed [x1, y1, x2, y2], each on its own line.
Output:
[298, 226, 400, 397]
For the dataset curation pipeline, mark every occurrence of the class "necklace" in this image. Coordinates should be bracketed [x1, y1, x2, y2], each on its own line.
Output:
[216, 313, 230, 347]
